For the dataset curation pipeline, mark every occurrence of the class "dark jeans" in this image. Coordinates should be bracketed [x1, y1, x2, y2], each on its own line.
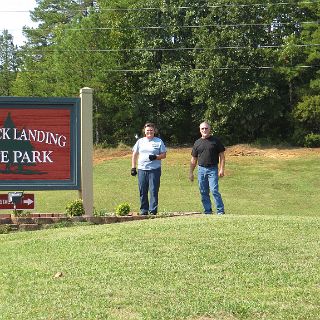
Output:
[138, 168, 161, 214]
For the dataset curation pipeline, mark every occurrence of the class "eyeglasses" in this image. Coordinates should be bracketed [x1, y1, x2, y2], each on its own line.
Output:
[200, 127, 209, 130]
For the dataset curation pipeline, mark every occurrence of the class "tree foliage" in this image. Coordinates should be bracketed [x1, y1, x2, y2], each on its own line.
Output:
[1, 0, 319, 146]
[0, 30, 19, 95]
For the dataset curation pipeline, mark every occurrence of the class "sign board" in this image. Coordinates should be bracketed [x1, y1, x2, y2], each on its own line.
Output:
[0, 193, 34, 210]
[0, 97, 80, 190]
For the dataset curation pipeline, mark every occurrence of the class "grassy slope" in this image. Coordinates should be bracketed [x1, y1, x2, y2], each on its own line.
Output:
[94, 147, 320, 216]
[0, 215, 319, 320]
[2, 146, 319, 216]
[0, 146, 319, 319]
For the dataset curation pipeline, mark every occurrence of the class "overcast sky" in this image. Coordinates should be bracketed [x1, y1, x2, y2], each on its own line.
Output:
[0, 0, 37, 46]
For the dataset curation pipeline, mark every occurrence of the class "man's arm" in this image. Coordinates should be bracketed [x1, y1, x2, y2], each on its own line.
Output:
[156, 152, 167, 160]
[218, 151, 225, 177]
[189, 156, 198, 182]
[132, 151, 138, 168]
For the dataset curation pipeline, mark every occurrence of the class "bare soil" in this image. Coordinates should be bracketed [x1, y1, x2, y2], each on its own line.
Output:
[226, 144, 320, 159]
[93, 147, 131, 164]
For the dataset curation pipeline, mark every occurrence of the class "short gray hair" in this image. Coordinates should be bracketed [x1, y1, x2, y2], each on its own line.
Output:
[199, 121, 211, 129]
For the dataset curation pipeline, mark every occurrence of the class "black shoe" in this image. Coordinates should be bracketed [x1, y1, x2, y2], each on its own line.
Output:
[140, 212, 148, 216]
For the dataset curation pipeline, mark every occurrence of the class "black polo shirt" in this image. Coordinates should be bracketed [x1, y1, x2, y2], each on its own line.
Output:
[191, 136, 225, 167]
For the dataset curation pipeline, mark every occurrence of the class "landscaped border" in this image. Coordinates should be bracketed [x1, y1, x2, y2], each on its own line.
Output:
[0, 212, 201, 232]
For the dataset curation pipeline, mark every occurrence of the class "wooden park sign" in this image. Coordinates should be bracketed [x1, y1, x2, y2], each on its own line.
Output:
[0, 97, 81, 190]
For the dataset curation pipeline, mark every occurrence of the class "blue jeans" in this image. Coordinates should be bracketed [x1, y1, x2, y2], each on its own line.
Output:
[138, 168, 161, 214]
[197, 165, 224, 214]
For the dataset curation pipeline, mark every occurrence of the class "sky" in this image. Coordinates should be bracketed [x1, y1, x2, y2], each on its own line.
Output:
[0, 0, 37, 46]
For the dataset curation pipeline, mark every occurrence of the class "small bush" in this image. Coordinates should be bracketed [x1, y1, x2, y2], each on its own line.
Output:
[65, 199, 85, 216]
[304, 133, 320, 147]
[12, 210, 31, 217]
[0, 225, 10, 234]
[115, 203, 131, 216]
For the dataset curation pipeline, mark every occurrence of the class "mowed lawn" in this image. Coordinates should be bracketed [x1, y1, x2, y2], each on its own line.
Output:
[93, 145, 320, 216]
[0, 145, 319, 319]
[29, 144, 320, 216]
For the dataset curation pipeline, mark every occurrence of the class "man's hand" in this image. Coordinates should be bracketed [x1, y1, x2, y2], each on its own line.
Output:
[189, 173, 194, 182]
[131, 168, 137, 176]
[218, 168, 224, 177]
[149, 154, 157, 161]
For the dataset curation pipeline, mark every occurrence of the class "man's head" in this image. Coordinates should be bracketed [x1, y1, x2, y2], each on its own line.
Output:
[199, 121, 211, 139]
[144, 122, 156, 139]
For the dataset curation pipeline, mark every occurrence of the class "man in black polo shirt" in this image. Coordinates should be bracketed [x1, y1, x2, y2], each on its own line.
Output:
[189, 121, 225, 215]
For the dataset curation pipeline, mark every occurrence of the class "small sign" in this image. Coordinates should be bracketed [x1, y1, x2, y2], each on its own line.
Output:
[0, 193, 34, 210]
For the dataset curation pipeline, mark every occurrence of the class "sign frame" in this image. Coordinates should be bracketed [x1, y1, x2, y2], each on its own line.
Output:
[0, 97, 81, 190]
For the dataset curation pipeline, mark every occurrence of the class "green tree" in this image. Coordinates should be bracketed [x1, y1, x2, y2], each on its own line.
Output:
[289, 2, 320, 146]
[0, 30, 19, 96]
[115, 0, 210, 143]
[11, 0, 320, 145]
[13, 0, 96, 96]
[190, 0, 313, 143]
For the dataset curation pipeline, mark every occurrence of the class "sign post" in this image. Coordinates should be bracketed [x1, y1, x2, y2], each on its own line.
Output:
[79, 88, 93, 216]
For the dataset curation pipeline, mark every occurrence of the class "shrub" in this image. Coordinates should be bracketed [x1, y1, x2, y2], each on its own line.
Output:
[65, 199, 85, 216]
[293, 96, 320, 130]
[115, 203, 131, 216]
[11, 210, 32, 217]
[304, 133, 320, 147]
[292, 96, 320, 147]
[0, 225, 10, 234]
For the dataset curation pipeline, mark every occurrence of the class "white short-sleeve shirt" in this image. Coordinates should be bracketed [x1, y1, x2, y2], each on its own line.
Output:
[132, 137, 166, 170]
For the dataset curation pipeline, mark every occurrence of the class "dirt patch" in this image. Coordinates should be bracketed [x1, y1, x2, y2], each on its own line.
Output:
[93, 147, 131, 164]
[226, 144, 320, 159]
[226, 144, 265, 157]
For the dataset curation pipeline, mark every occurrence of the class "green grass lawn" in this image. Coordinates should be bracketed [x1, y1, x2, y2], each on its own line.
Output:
[0, 146, 319, 319]
[93, 147, 320, 216]
[0, 215, 319, 319]
[2, 146, 318, 216]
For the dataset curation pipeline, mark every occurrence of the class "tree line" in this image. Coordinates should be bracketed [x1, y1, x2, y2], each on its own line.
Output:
[0, 0, 319, 146]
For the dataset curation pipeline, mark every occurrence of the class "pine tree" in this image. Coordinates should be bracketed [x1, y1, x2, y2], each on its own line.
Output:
[0, 30, 19, 95]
